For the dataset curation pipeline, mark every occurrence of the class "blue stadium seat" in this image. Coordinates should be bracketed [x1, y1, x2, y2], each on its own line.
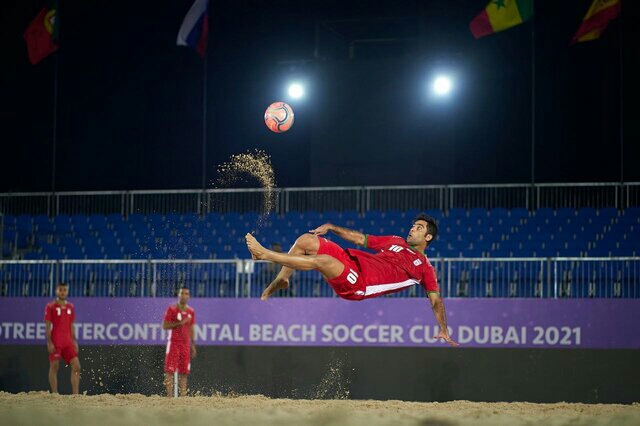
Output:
[469, 208, 488, 219]
[8, 208, 640, 274]
[510, 208, 529, 220]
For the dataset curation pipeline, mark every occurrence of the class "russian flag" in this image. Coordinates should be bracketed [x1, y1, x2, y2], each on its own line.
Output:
[176, 0, 209, 57]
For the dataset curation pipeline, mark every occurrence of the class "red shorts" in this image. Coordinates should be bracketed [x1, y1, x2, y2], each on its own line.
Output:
[317, 238, 366, 301]
[164, 341, 191, 375]
[48, 343, 78, 364]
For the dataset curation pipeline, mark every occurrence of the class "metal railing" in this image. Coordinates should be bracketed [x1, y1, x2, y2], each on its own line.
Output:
[0, 259, 243, 298]
[364, 185, 445, 212]
[447, 184, 532, 210]
[2, 183, 639, 217]
[1, 258, 638, 299]
[439, 257, 639, 299]
[536, 183, 621, 210]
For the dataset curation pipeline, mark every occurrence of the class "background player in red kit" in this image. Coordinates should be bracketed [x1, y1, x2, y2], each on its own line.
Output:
[162, 286, 196, 397]
[246, 213, 458, 346]
[44, 282, 81, 394]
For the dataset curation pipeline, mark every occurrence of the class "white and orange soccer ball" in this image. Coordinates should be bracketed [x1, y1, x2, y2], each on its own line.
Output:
[264, 102, 294, 133]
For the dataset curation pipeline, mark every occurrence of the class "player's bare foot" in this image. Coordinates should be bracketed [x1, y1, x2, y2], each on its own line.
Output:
[261, 278, 289, 301]
[245, 233, 268, 260]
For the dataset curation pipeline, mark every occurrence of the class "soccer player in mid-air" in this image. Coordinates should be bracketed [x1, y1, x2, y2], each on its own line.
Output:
[44, 282, 81, 394]
[245, 213, 458, 346]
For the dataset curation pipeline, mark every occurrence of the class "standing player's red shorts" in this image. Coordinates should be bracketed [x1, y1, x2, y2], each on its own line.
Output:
[317, 238, 366, 300]
[164, 341, 191, 375]
[49, 344, 78, 364]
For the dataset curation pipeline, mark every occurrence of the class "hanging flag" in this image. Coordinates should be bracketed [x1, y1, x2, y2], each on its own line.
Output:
[23, 6, 59, 65]
[177, 0, 209, 57]
[469, 0, 534, 39]
[571, 0, 621, 44]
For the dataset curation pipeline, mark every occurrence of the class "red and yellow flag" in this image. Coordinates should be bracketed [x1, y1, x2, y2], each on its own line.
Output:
[571, 0, 621, 44]
[23, 7, 59, 65]
[469, 0, 534, 39]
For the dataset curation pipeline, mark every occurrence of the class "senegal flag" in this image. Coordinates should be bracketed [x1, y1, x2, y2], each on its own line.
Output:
[571, 0, 621, 44]
[469, 0, 534, 39]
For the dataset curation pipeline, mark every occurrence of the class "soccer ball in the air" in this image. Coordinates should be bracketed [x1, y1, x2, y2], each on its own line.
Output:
[264, 102, 294, 133]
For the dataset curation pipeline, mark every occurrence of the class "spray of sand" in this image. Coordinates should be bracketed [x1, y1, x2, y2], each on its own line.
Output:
[312, 357, 351, 400]
[215, 150, 277, 223]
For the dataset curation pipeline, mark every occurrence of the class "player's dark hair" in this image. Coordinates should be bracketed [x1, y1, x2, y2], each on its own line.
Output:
[57, 282, 68, 287]
[413, 214, 438, 246]
[176, 287, 190, 297]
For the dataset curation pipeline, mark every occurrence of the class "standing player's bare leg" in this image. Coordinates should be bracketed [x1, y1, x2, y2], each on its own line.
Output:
[48, 360, 59, 393]
[164, 373, 173, 397]
[246, 233, 344, 299]
[178, 374, 188, 397]
[261, 233, 320, 300]
[70, 357, 81, 395]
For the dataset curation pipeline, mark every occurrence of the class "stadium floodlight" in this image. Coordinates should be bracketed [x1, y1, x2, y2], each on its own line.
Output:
[288, 83, 305, 99]
[432, 75, 453, 96]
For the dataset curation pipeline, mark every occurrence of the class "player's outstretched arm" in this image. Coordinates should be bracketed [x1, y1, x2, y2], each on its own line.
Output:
[309, 223, 366, 246]
[428, 292, 459, 346]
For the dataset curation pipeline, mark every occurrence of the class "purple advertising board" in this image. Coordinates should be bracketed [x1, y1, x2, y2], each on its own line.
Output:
[0, 298, 638, 349]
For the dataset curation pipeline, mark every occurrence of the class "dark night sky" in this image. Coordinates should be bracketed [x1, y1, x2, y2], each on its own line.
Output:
[1, 0, 638, 192]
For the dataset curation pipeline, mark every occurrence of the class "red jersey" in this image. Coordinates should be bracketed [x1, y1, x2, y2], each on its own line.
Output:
[44, 301, 76, 347]
[347, 235, 439, 297]
[164, 305, 195, 344]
